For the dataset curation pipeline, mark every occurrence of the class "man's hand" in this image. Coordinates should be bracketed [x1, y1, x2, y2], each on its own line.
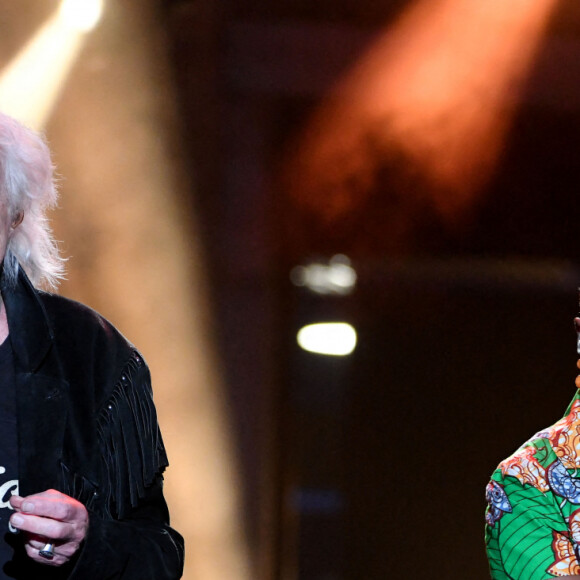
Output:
[9, 489, 88, 566]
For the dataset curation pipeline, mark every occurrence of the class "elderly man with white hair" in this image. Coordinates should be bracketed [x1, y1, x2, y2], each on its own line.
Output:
[0, 112, 184, 578]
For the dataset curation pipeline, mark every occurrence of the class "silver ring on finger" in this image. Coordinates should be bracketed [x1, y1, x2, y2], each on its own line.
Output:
[39, 542, 55, 560]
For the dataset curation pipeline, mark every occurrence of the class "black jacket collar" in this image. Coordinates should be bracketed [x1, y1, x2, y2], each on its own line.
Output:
[2, 269, 54, 373]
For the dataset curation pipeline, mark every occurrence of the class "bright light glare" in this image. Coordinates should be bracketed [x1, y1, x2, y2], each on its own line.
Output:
[0, 1, 105, 129]
[0, 14, 85, 129]
[291, 254, 357, 295]
[59, 0, 104, 32]
[297, 322, 357, 356]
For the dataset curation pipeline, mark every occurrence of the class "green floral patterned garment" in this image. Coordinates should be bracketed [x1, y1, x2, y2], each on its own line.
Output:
[486, 391, 580, 578]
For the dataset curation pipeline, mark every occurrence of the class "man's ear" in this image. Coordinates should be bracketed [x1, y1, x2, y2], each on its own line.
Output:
[11, 211, 23, 229]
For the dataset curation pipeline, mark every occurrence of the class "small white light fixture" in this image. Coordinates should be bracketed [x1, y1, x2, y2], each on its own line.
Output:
[297, 322, 357, 356]
[290, 255, 357, 296]
[59, 0, 104, 32]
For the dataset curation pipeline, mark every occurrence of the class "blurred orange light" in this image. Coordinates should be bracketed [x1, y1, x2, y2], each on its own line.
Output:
[285, 0, 557, 226]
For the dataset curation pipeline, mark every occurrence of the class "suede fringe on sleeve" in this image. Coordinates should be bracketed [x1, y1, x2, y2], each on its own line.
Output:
[59, 462, 99, 512]
[95, 351, 169, 519]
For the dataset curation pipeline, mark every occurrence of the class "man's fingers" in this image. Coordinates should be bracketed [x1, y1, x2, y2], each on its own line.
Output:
[9, 495, 23, 511]
[21, 499, 75, 522]
[9, 513, 71, 541]
[14, 490, 82, 522]
[26, 536, 78, 558]
[10, 489, 89, 567]
[22, 542, 67, 568]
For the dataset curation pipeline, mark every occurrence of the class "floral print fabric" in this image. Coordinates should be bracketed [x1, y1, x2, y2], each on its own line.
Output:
[486, 394, 580, 578]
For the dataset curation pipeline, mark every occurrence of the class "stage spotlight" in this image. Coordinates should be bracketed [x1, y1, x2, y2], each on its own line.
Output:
[297, 322, 358, 356]
[0, 1, 104, 129]
[285, 0, 558, 229]
[59, 0, 104, 32]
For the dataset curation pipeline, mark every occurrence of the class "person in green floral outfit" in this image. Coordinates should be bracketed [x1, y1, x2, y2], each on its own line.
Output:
[486, 344, 580, 579]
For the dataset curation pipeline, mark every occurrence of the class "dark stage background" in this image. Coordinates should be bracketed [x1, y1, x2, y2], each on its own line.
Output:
[160, 0, 580, 577]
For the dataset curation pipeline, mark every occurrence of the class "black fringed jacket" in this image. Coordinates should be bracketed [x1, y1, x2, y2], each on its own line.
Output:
[1, 270, 184, 579]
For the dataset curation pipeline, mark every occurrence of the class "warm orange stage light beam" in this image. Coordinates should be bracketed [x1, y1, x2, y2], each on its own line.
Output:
[0, 0, 105, 130]
[0, 13, 83, 129]
[285, 0, 558, 226]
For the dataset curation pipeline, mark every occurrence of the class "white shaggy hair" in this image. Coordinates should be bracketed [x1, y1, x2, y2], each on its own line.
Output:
[0, 112, 64, 290]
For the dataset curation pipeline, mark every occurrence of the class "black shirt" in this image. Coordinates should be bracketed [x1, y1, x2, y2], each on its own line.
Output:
[0, 338, 18, 575]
